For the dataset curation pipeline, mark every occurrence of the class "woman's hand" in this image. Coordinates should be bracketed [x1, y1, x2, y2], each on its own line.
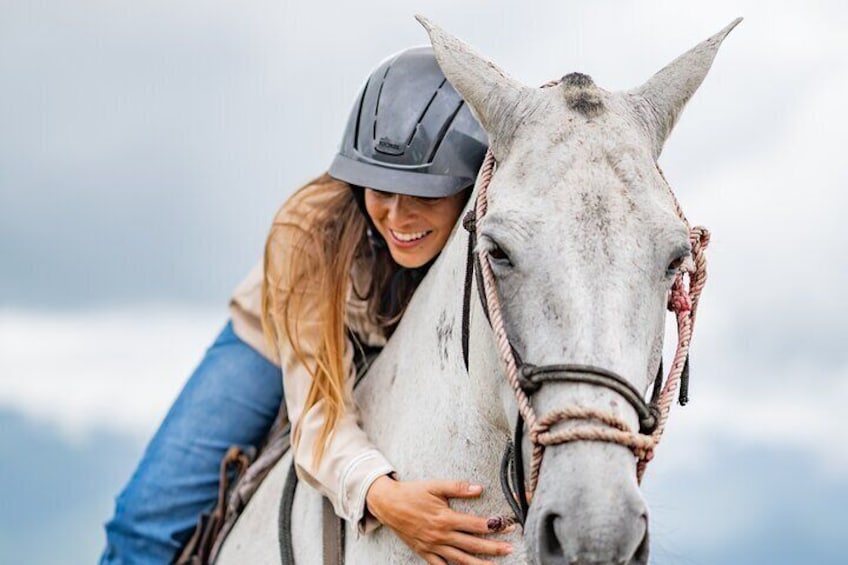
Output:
[365, 475, 514, 565]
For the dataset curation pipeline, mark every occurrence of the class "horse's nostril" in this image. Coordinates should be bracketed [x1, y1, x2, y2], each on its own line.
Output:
[541, 513, 565, 561]
[631, 515, 650, 564]
[535, 508, 649, 564]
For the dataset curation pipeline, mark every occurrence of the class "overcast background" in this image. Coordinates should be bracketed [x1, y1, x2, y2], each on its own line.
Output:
[1, 0, 846, 563]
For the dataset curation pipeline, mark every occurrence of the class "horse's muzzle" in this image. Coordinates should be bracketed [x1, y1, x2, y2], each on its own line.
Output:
[525, 444, 650, 565]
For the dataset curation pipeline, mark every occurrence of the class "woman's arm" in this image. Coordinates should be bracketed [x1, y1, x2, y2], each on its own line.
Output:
[264, 207, 394, 530]
[283, 328, 395, 530]
[265, 183, 513, 560]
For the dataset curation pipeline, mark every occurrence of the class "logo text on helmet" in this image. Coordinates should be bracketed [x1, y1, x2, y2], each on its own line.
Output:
[376, 137, 404, 156]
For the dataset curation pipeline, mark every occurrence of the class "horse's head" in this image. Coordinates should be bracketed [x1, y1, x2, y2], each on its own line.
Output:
[419, 16, 738, 564]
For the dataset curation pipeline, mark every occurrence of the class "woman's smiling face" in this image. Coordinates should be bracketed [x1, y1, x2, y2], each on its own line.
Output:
[364, 188, 467, 268]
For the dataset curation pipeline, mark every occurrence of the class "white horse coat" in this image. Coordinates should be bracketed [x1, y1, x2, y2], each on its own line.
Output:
[217, 16, 739, 564]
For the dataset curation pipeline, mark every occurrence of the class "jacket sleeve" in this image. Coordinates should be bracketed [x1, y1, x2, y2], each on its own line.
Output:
[264, 202, 394, 534]
[229, 261, 280, 366]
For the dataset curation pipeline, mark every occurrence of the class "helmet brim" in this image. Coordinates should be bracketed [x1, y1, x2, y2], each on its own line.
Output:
[329, 153, 474, 198]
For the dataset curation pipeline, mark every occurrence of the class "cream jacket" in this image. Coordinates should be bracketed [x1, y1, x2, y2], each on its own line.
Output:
[229, 181, 393, 533]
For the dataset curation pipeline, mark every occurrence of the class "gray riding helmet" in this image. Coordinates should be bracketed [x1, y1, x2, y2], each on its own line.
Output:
[329, 46, 488, 198]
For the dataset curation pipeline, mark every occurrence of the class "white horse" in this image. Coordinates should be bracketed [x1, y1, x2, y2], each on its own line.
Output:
[217, 15, 739, 564]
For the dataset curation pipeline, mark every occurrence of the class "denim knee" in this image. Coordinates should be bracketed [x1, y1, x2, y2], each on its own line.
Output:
[100, 320, 282, 564]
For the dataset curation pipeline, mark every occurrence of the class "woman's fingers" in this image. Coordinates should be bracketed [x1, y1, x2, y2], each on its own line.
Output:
[426, 480, 484, 499]
[441, 508, 517, 537]
[422, 553, 448, 565]
[440, 511, 494, 535]
[445, 531, 513, 557]
[433, 544, 498, 565]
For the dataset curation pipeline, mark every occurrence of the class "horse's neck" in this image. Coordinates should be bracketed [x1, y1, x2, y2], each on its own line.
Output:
[354, 194, 509, 492]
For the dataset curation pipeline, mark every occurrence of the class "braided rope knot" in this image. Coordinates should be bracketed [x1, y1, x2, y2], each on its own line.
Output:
[669, 280, 692, 313]
[462, 209, 477, 233]
[691, 226, 711, 250]
[527, 407, 657, 488]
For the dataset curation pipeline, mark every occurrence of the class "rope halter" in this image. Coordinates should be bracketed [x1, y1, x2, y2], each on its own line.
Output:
[464, 112, 709, 508]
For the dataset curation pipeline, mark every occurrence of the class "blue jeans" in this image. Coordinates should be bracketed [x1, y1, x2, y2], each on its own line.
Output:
[100, 320, 283, 564]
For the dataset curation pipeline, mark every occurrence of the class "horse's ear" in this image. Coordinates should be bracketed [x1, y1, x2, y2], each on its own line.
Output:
[416, 15, 532, 160]
[628, 17, 742, 158]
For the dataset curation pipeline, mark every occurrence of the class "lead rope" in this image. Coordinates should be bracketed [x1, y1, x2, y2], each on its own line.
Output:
[473, 132, 709, 500]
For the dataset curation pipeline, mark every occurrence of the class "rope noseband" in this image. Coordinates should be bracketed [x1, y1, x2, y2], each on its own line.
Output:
[460, 126, 710, 524]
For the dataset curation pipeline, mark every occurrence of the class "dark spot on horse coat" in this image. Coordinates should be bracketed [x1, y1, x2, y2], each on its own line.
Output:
[542, 300, 560, 322]
[560, 72, 605, 118]
[561, 72, 595, 88]
[436, 311, 454, 370]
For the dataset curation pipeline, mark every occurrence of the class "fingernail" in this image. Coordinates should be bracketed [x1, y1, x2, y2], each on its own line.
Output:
[487, 515, 515, 532]
[468, 484, 482, 494]
[503, 544, 514, 555]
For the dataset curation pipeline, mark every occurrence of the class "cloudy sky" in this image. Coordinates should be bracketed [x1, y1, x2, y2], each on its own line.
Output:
[1, 0, 846, 563]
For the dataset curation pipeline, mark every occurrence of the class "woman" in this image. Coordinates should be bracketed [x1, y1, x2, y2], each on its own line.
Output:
[101, 46, 512, 565]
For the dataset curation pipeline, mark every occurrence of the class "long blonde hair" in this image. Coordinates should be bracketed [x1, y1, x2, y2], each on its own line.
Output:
[261, 173, 420, 466]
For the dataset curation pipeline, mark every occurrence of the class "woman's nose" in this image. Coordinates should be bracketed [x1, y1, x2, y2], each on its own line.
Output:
[387, 195, 414, 221]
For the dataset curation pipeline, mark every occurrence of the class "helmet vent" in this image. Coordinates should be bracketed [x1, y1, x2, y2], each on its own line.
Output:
[352, 78, 370, 152]
[407, 78, 448, 148]
[372, 64, 393, 143]
[427, 99, 464, 163]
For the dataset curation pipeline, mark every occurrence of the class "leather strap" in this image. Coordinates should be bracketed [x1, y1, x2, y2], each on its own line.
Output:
[461, 211, 475, 370]
[279, 463, 346, 565]
[279, 464, 299, 565]
[322, 498, 345, 565]
[498, 441, 523, 524]
[277, 343, 384, 564]
[461, 209, 491, 372]
[518, 363, 659, 435]
[512, 413, 530, 522]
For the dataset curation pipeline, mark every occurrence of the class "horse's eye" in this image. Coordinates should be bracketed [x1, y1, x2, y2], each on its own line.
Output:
[667, 257, 683, 273]
[666, 253, 691, 277]
[487, 243, 513, 267]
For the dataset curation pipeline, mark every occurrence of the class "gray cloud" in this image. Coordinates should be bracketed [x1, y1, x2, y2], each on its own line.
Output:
[4, 0, 843, 308]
